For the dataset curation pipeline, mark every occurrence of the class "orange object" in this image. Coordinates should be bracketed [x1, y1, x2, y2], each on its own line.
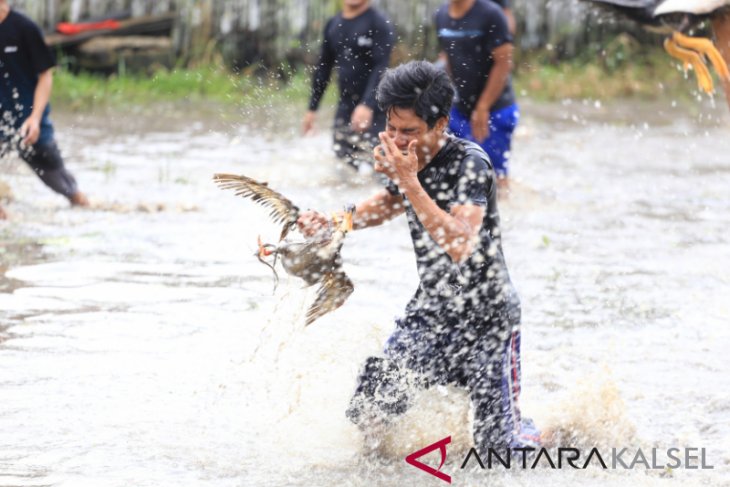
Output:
[56, 19, 121, 36]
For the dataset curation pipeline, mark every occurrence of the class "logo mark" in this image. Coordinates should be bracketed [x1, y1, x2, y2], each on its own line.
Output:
[405, 436, 452, 483]
[357, 36, 373, 47]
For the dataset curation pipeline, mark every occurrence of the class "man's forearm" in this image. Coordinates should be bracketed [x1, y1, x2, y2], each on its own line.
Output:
[503, 8, 516, 35]
[30, 69, 53, 122]
[349, 190, 404, 230]
[475, 57, 511, 112]
[399, 180, 473, 262]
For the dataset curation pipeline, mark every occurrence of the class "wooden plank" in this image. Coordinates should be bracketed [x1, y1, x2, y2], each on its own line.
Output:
[45, 12, 176, 48]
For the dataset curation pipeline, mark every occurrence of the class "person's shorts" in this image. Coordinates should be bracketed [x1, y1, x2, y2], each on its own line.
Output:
[1, 121, 78, 199]
[332, 124, 378, 169]
[448, 103, 520, 177]
[1, 118, 62, 171]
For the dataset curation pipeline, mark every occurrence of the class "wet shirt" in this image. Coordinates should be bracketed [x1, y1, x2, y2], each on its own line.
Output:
[0, 10, 55, 134]
[386, 136, 518, 325]
[308, 8, 394, 121]
[435, 0, 515, 115]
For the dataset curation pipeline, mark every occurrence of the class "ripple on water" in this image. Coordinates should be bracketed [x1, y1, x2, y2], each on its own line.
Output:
[1, 101, 729, 486]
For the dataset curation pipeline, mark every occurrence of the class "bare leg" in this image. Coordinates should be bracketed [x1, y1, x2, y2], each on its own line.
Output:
[0, 205, 7, 220]
[20, 138, 89, 207]
[69, 191, 90, 207]
[712, 11, 730, 110]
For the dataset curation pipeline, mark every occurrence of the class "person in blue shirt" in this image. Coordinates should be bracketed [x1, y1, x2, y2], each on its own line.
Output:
[435, 0, 518, 194]
[0, 1, 88, 219]
[297, 61, 540, 452]
[302, 0, 394, 172]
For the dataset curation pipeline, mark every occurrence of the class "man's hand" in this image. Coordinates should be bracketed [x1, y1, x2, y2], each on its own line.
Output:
[470, 108, 490, 143]
[373, 132, 418, 188]
[19, 116, 41, 146]
[350, 104, 374, 133]
[302, 110, 317, 135]
[297, 210, 332, 238]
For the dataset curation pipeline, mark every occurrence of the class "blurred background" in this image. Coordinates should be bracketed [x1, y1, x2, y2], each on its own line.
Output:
[10, 0, 719, 102]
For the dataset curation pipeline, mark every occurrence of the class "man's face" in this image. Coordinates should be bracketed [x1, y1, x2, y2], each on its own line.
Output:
[385, 107, 445, 162]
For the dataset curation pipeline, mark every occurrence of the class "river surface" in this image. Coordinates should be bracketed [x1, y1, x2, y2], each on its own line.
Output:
[1, 98, 729, 486]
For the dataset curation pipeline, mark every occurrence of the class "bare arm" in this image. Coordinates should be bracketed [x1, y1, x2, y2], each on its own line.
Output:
[296, 189, 405, 237]
[400, 183, 484, 263]
[350, 189, 405, 230]
[20, 68, 53, 145]
[471, 43, 513, 142]
[503, 8, 516, 35]
[374, 135, 483, 264]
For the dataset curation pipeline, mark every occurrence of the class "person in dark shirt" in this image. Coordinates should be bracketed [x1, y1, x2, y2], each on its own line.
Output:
[491, 0, 516, 34]
[302, 0, 394, 172]
[435, 0, 518, 193]
[0, 1, 88, 219]
[297, 61, 540, 452]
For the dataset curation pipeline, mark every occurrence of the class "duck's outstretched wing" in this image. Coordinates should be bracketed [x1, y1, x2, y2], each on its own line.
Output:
[213, 173, 300, 240]
[305, 270, 354, 326]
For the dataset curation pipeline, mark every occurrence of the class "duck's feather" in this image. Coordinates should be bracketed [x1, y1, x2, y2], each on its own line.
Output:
[305, 270, 354, 326]
[214, 173, 300, 240]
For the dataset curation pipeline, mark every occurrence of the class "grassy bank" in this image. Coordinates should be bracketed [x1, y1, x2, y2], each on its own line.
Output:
[53, 64, 327, 111]
[52, 45, 711, 111]
[513, 44, 703, 102]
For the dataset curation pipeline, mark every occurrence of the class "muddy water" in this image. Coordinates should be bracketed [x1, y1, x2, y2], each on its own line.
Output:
[1, 99, 729, 486]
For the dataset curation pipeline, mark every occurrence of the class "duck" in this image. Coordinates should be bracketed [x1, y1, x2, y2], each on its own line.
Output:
[582, 0, 730, 93]
[213, 173, 355, 326]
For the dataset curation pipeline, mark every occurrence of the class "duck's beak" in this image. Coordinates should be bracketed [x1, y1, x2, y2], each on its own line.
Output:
[257, 235, 274, 258]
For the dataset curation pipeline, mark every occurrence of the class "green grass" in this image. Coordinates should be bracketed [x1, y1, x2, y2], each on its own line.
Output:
[52, 42, 714, 111]
[53, 63, 327, 111]
[514, 56, 696, 102]
[513, 41, 708, 102]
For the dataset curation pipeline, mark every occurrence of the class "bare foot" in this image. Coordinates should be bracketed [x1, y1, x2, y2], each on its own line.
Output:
[69, 191, 90, 207]
[0, 205, 7, 220]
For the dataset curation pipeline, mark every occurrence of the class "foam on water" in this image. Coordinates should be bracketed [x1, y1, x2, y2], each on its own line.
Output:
[2, 101, 729, 486]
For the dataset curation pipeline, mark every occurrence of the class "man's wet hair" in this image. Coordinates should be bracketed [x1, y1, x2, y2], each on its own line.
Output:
[376, 60, 455, 129]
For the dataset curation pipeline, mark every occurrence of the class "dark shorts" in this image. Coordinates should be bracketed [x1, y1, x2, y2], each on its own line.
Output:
[332, 107, 386, 170]
[448, 103, 520, 177]
[346, 303, 541, 450]
[1, 123, 79, 199]
[332, 124, 378, 169]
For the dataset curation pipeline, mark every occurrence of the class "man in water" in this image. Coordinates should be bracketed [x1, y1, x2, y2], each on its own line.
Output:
[302, 0, 395, 172]
[0, 0, 88, 219]
[435, 0, 518, 194]
[298, 61, 540, 452]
